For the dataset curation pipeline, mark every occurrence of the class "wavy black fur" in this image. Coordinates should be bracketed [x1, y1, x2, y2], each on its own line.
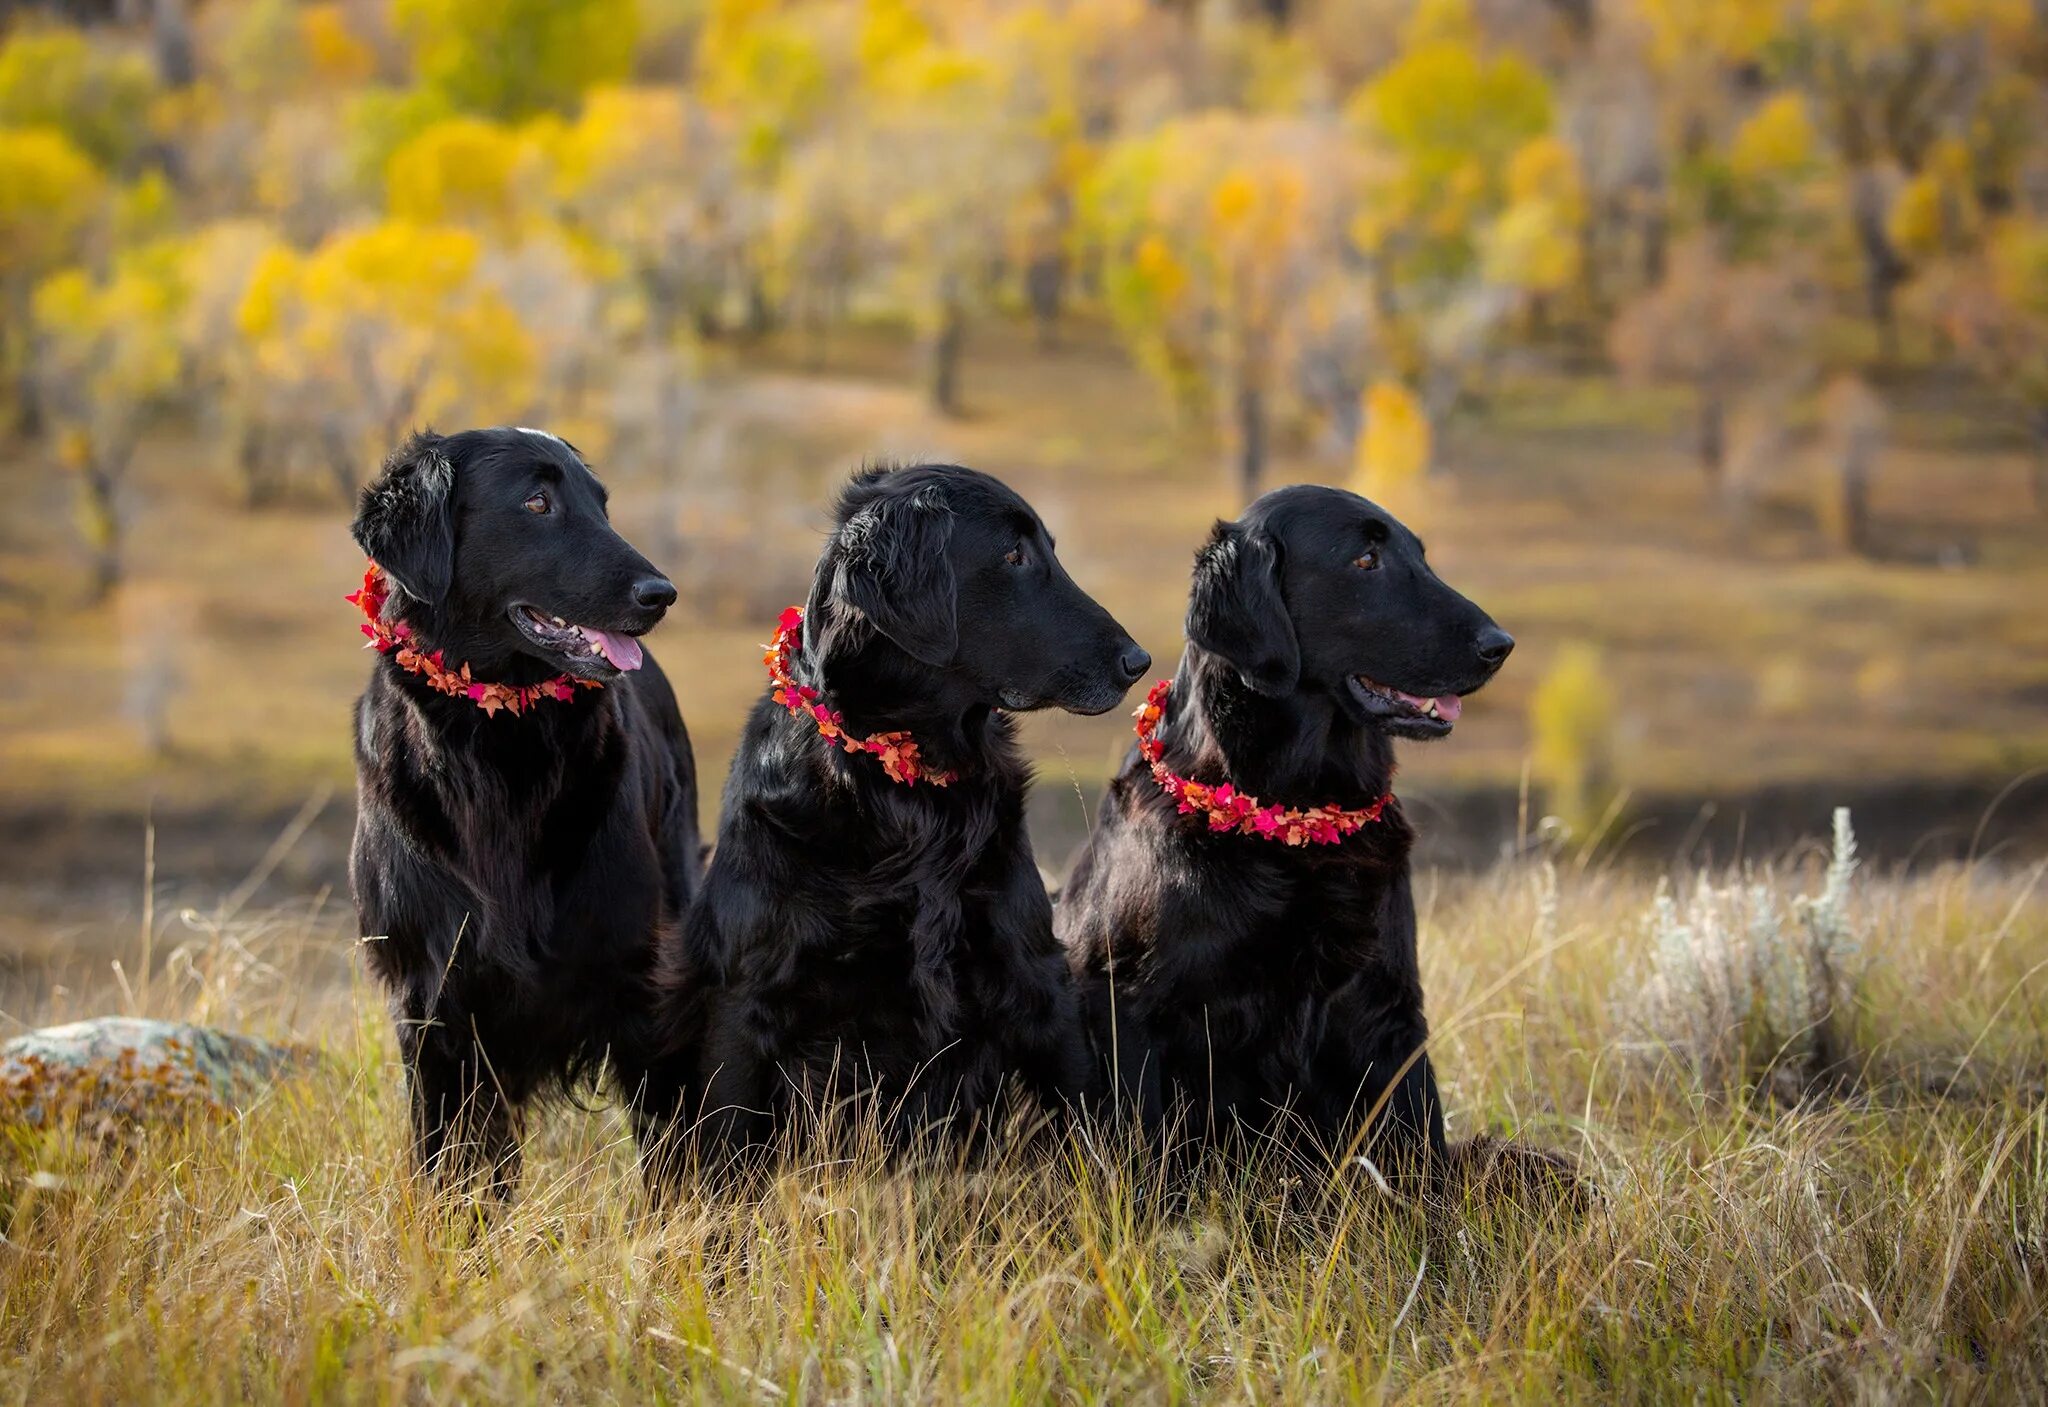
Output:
[640, 463, 1147, 1180]
[1057, 484, 1514, 1185]
[348, 427, 699, 1196]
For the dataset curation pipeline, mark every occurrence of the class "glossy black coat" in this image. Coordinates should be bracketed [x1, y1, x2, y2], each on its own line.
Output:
[646, 464, 1145, 1171]
[348, 428, 699, 1194]
[1057, 484, 1511, 1180]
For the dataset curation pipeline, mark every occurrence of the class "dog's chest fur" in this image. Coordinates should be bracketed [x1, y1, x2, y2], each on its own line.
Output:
[703, 704, 1048, 1078]
[1063, 758, 1424, 1104]
[353, 674, 673, 1057]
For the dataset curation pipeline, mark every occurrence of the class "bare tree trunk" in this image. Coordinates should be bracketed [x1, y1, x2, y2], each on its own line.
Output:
[152, 0, 195, 88]
[237, 418, 271, 508]
[1233, 382, 1267, 504]
[927, 287, 965, 417]
[1642, 204, 1668, 289]
[1025, 253, 1064, 351]
[3, 285, 40, 438]
[79, 460, 123, 606]
[321, 424, 358, 505]
[744, 273, 774, 338]
[1698, 386, 1726, 480]
[1838, 438, 1874, 555]
[1852, 167, 1907, 365]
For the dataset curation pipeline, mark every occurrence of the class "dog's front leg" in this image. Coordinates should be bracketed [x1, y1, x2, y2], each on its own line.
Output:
[695, 990, 779, 1164]
[400, 1019, 521, 1198]
[1076, 971, 1163, 1135]
[1346, 1021, 1447, 1190]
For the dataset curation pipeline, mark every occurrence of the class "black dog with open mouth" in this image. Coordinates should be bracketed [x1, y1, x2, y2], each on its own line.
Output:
[641, 463, 1148, 1177]
[1057, 484, 1515, 1185]
[348, 427, 699, 1196]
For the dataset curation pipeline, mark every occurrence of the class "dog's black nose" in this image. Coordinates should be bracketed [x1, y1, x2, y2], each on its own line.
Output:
[1475, 626, 1515, 667]
[633, 577, 678, 611]
[1115, 644, 1152, 686]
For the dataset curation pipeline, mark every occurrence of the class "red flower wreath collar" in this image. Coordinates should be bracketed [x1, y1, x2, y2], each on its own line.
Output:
[346, 561, 601, 717]
[1134, 679, 1393, 845]
[766, 605, 956, 786]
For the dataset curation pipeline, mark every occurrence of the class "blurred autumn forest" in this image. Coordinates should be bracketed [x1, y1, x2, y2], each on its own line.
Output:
[3, 0, 2048, 938]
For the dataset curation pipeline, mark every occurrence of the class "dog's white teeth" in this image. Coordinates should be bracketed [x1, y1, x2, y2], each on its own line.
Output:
[1423, 699, 1438, 717]
[552, 616, 568, 628]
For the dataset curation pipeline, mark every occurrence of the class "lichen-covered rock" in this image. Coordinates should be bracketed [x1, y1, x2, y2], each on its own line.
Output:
[0, 1017, 314, 1138]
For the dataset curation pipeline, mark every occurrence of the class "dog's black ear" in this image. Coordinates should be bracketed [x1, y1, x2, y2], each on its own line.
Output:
[351, 431, 455, 606]
[830, 482, 959, 666]
[1187, 520, 1298, 695]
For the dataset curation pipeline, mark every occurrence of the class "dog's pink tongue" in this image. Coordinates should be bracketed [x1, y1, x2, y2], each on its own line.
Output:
[582, 628, 643, 672]
[1434, 694, 1463, 722]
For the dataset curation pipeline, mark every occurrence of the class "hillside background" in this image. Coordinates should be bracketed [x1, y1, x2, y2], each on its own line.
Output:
[3, 0, 2048, 991]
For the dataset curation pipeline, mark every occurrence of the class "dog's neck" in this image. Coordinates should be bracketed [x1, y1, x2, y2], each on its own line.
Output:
[801, 623, 1004, 780]
[1160, 648, 1397, 807]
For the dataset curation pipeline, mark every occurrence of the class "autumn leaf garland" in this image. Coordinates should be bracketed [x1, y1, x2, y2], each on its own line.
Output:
[1134, 679, 1393, 846]
[766, 605, 957, 787]
[347, 560, 601, 717]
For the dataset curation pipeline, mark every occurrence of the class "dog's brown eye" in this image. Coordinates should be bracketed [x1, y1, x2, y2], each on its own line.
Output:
[524, 491, 550, 515]
[1005, 546, 1025, 567]
[1354, 549, 1380, 571]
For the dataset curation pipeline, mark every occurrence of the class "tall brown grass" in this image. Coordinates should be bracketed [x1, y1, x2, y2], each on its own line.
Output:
[2, 834, 2044, 1402]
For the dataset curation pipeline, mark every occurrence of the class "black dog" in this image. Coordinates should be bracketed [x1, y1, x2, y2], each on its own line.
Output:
[348, 427, 699, 1195]
[1057, 485, 1512, 1184]
[651, 464, 1148, 1168]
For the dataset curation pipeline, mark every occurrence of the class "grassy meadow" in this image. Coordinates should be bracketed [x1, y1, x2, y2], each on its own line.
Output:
[3, 832, 2045, 1403]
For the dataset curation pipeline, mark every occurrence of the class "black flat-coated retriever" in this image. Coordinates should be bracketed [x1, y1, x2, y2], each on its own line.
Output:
[646, 464, 1147, 1172]
[1057, 485, 1514, 1187]
[348, 427, 698, 1195]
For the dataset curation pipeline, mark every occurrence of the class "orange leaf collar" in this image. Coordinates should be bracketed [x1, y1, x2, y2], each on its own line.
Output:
[1134, 679, 1392, 845]
[346, 560, 601, 717]
[766, 605, 956, 786]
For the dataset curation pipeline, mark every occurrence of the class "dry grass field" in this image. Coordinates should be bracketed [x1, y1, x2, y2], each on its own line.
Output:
[2, 820, 2044, 1403]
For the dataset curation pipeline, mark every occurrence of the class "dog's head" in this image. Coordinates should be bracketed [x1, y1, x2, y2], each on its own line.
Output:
[1188, 485, 1511, 740]
[805, 463, 1148, 716]
[351, 427, 676, 682]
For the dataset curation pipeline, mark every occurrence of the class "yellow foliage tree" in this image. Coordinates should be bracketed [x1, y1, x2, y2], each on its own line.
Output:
[1354, 379, 1432, 526]
[852, 30, 1047, 414]
[1482, 136, 1587, 308]
[542, 86, 745, 344]
[1344, 0, 1562, 431]
[394, 0, 639, 120]
[0, 125, 104, 425]
[694, 0, 836, 177]
[1084, 113, 1363, 497]
[1920, 214, 2048, 511]
[234, 219, 540, 499]
[385, 116, 537, 236]
[1772, 0, 2034, 359]
[168, 220, 294, 504]
[1529, 642, 1619, 838]
[32, 244, 187, 601]
[0, 23, 158, 168]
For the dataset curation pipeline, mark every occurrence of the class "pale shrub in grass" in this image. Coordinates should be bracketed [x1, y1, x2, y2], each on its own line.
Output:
[1626, 807, 1864, 1097]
